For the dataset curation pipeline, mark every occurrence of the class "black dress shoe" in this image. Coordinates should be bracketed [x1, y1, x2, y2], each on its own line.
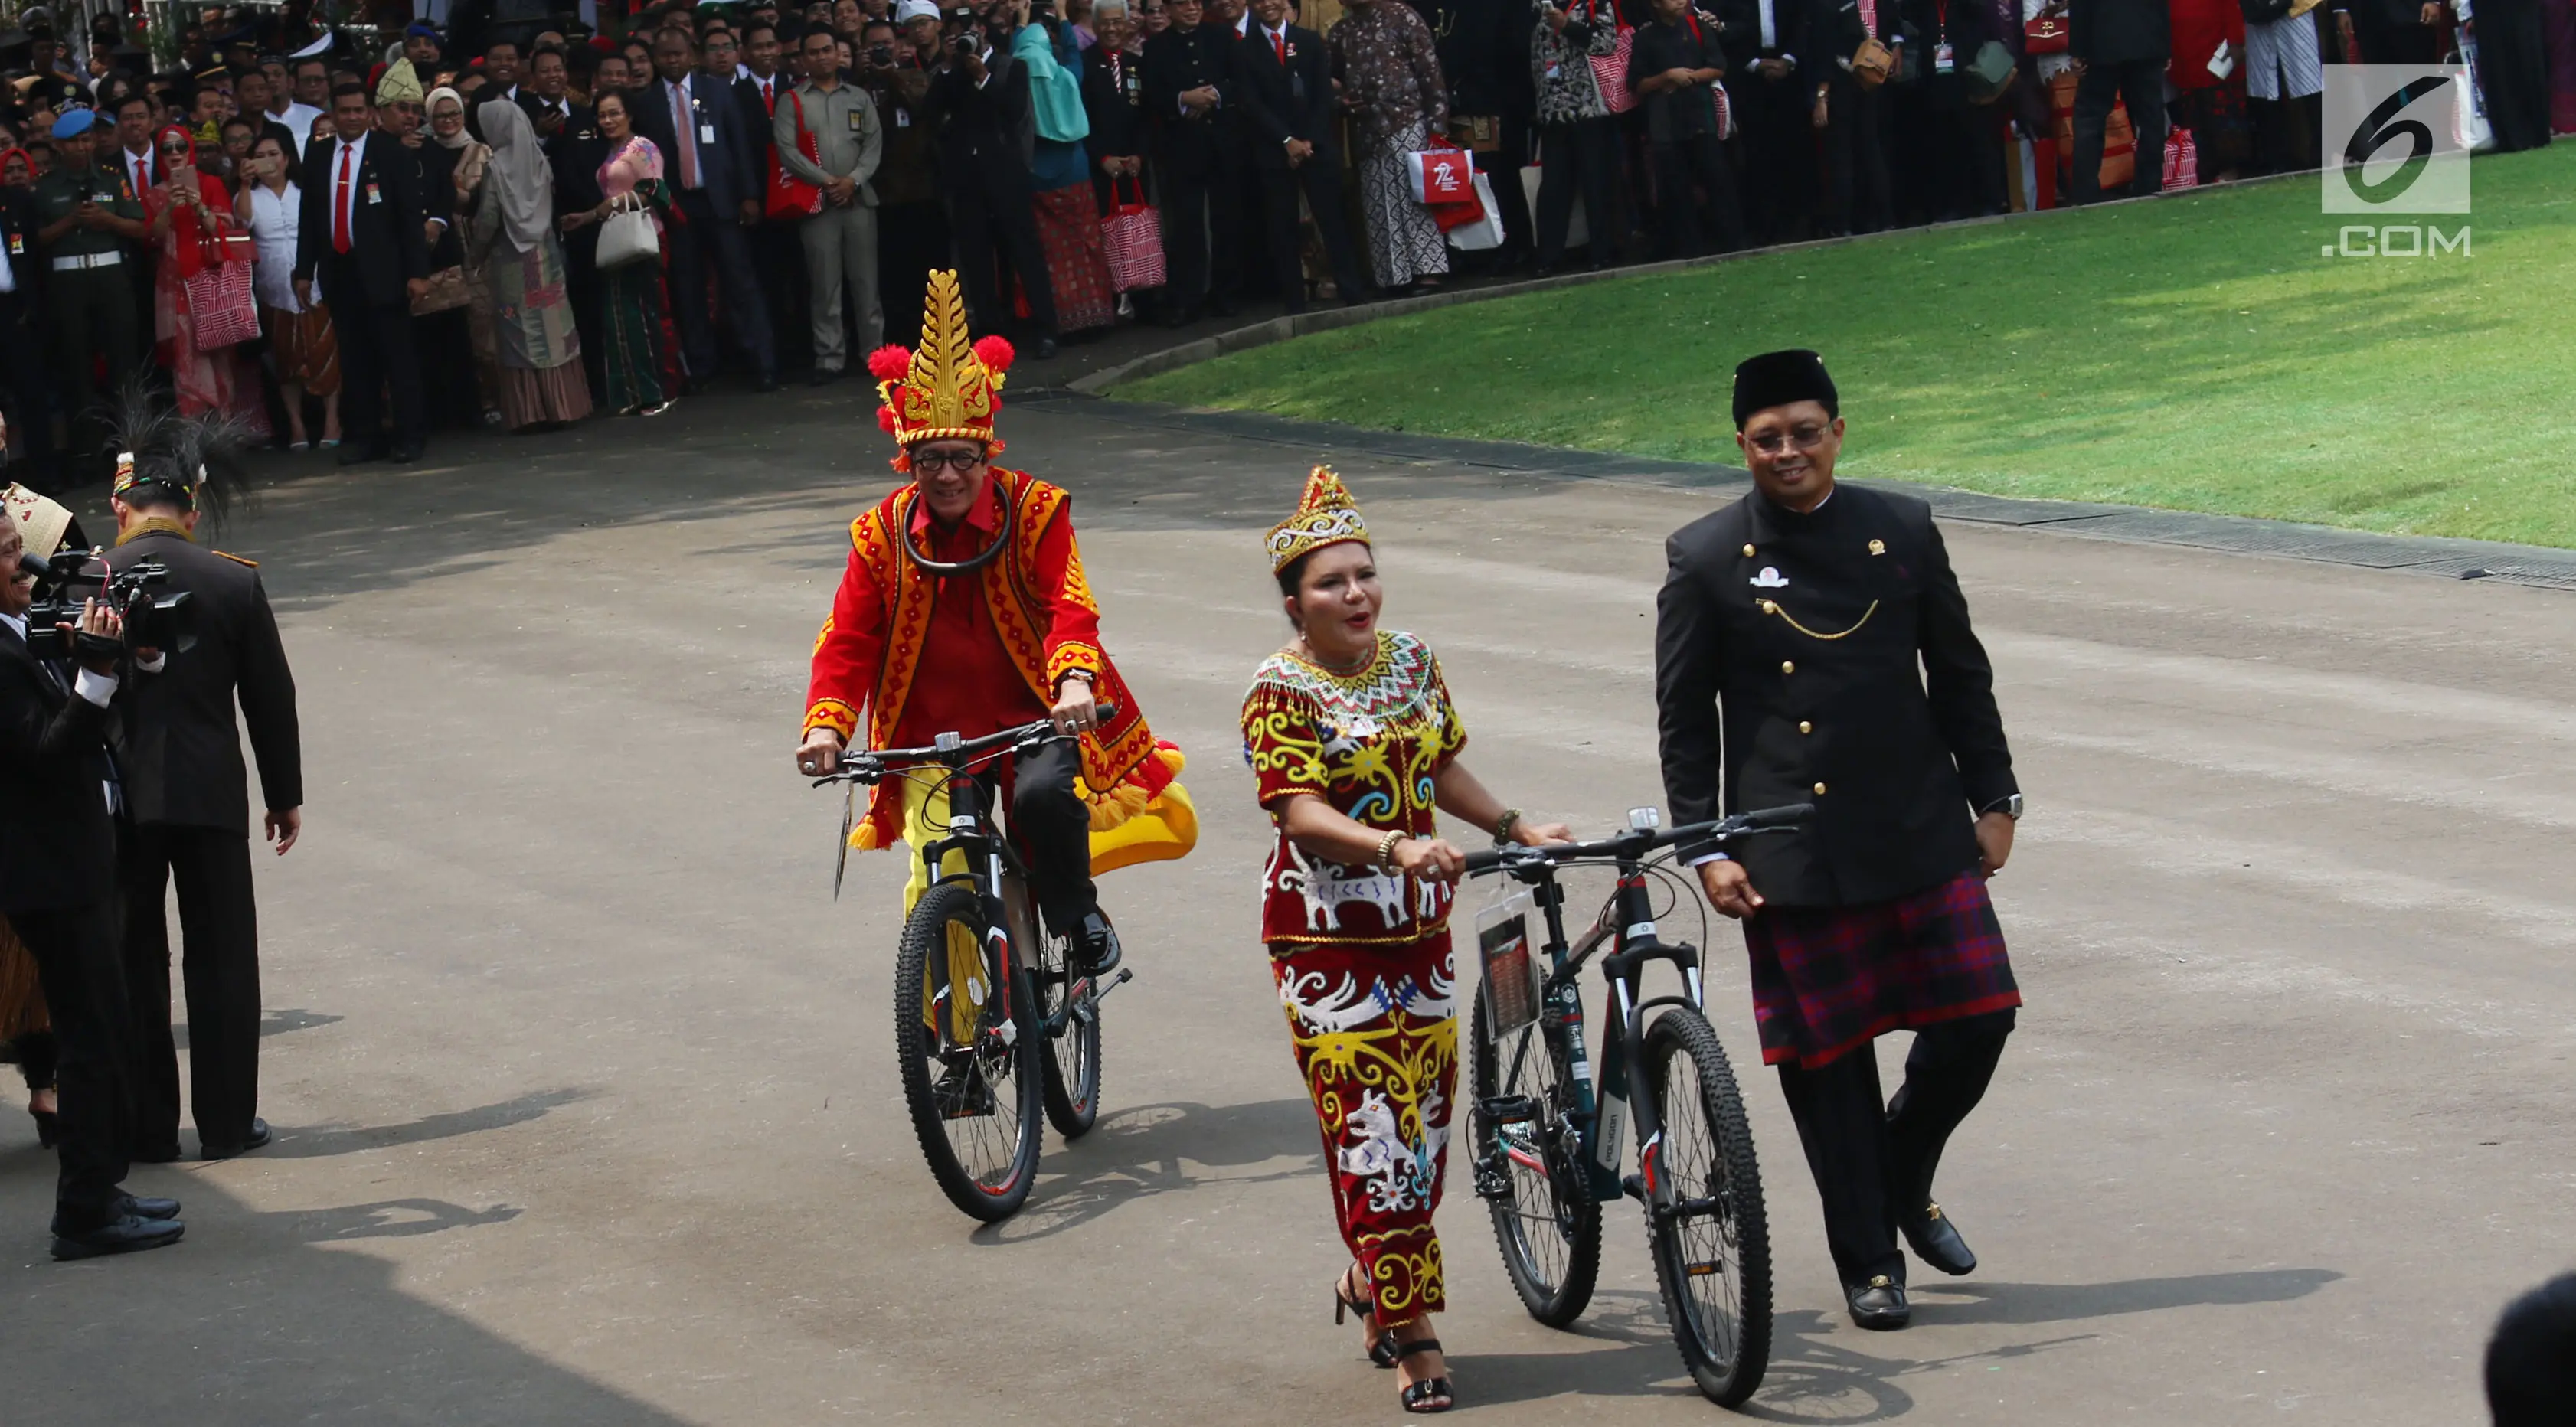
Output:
[755, 371, 782, 393]
[1903, 1200, 1977, 1276]
[201, 1117, 271, 1161]
[389, 442, 423, 465]
[1073, 911, 1122, 978]
[338, 442, 384, 467]
[116, 1194, 181, 1221]
[809, 367, 842, 387]
[51, 1213, 185, 1260]
[1845, 1275, 1911, 1330]
[132, 1139, 184, 1164]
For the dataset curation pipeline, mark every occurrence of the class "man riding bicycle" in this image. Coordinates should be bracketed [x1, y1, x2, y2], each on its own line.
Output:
[795, 269, 1175, 977]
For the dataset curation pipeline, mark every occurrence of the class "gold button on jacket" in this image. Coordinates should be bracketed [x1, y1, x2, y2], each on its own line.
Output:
[1799, 720, 1813, 734]
[1780, 660, 1796, 674]
[1813, 782, 1829, 795]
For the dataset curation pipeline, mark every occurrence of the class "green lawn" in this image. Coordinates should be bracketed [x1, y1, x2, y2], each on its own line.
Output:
[1119, 145, 2576, 547]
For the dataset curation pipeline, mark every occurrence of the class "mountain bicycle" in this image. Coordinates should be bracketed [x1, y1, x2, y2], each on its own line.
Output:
[1462, 802, 1808, 1408]
[813, 710, 1132, 1222]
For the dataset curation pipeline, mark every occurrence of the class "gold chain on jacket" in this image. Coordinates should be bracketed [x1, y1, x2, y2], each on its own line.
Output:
[1757, 598, 1879, 641]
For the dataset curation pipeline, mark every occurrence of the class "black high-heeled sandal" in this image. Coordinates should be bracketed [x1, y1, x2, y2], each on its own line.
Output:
[1332, 1270, 1401, 1369]
[1397, 1338, 1453, 1413]
[31, 1108, 59, 1149]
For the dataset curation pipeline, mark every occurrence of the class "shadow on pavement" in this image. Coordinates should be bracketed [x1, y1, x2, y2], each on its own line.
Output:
[0, 1168, 691, 1424]
[174, 1006, 345, 1050]
[976, 1097, 1323, 1243]
[259, 1086, 593, 1160]
[1911, 1268, 2345, 1325]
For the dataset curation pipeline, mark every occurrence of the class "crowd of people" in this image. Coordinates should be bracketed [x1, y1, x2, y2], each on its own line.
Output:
[2, 0, 2568, 486]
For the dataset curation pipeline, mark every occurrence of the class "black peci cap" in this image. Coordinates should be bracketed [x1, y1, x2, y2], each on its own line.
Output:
[1731, 348, 1839, 429]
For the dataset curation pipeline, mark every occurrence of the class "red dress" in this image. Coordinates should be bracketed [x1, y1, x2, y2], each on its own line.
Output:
[143, 129, 269, 435]
[1241, 629, 1467, 1325]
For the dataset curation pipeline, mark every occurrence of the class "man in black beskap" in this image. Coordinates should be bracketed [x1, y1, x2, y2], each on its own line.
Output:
[0, 507, 185, 1260]
[1654, 349, 2022, 1332]
[294, 81, 432, 464]
[1628, 0, 1746, 257]
[1231, 0, 1370, 312]
[1140, 0, 1240, 325]
[2067, 0, 2168, 201]
[100, 459, 302, 1164]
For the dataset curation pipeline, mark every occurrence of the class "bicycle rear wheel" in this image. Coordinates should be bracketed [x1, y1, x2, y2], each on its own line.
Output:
[1641, 1007, 1772, 1407]
[1034, 928, 1102, 1139]
[893, 883, 1045, 1222]
[1469, 992, 1603, 1327]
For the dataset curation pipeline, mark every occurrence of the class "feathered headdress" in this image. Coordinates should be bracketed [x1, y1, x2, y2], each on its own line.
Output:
[107, 377, 255, 531]
[867, 269, 1013, 473]
[1266, 465, 1369, 574]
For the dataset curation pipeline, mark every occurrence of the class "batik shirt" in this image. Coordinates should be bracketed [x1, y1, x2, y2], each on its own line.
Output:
[1242, 630, 1468, 946]
[1326, 1, 1450, 150]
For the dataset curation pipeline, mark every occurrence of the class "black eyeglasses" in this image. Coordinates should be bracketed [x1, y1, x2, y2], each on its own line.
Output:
[911, 448, 987, 474]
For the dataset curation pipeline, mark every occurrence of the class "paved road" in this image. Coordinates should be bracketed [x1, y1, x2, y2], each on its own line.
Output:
[5, 390, 2570, 1425]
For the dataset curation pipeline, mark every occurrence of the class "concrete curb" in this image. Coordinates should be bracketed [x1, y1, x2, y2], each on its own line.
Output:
[1017, 388, 2576, 593]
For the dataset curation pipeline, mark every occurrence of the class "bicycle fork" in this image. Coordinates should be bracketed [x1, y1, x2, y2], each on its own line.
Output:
[1597, 868, 1705, 1216]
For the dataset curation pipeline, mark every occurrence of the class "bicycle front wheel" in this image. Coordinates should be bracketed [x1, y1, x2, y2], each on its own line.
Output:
[1034, 928, 1103, 1139]
[1641, 1007, 1772, 1407]
[893, 883, 1044, 1222]
[1470, 991, 1602, 1327]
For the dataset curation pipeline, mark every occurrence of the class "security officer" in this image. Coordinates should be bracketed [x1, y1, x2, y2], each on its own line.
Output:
[28, 108, 145, 482]
[100, 452, 302, 1163]
[1655, 348, 2023, 1332]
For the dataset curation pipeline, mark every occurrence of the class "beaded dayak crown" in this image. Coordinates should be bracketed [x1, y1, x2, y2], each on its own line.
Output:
[868, 269, 1014, 470]
[1267, 465, 1370, 573]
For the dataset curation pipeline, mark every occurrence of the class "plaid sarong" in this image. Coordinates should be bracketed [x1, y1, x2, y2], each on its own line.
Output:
[1741, 871, 2020, 1071]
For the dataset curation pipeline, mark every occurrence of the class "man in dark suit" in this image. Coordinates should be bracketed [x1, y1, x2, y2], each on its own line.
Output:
[735, 20, 812, 377]
[632, 28, 781, 392]
[2068, 0, 2168, 201]
[0, 508, 185, 1260]
[1655, 349, 2022, 1334]
[1809, 0, 1898, 234]
[1231, 0, 1369, 312]
[1721, 0, 1814, 242]
[534, 50, 611, 400]
[1141, 0, 1241, 324]
[920, 6, 1061, 356]
[0, 181, 57, 489]
[294, 82, 431, 465]
[101, 466, 302, 1164]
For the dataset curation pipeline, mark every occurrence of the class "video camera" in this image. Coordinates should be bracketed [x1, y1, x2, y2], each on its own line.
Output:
[17, 549, 197, 662]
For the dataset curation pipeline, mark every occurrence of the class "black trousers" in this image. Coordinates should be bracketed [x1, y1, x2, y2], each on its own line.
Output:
[752, 219, 812, 371]
[121, 825, 261, 1151]
[2247, 91, 2322, 175]
[947, 171, 1058, 340]
[2071, 58, 2169, 204]
[1256, 158, 1371, 311]
[10, 901, 133, 1226]
[1775, 1008, 2014, 1288]
[324, 279, 425, 450]
[1537, 116, 1623, 267]
[878, 201, 951, 345]
[0, 289, 55, 476]
[1009, 736, 1097, 936]
[1919, 101, 2006, 219]
[1155, 155, 1250, 311]
[1820, 73, 1893, 234]
[665, 188, 778, 379]
[1734, 70, 1819, 243]
[1649, 133, 1747, 259]
[44, 264, 141, 474]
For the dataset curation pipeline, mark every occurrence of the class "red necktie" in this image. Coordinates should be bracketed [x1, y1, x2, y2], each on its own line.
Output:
[672, 83, 701, 189]
[1273, 28, 1286, 64]
[332, 144, 353, 255]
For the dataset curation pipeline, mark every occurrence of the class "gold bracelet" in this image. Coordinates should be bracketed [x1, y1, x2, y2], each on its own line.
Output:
[1375, 828, 1406, 872]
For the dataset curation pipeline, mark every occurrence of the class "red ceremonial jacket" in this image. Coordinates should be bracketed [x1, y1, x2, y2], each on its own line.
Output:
[804, 468, 1169, 851]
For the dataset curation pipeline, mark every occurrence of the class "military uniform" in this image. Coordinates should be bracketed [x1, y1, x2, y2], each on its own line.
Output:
[100, 521, 302, 1159]
[28, 162, 143, 472]
[1656, 475, 2022, 1313]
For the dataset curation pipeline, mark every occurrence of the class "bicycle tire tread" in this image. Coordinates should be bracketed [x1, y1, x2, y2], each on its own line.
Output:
[894, 883, 1044, 1223]
[1643, 1008, 1773, 1407]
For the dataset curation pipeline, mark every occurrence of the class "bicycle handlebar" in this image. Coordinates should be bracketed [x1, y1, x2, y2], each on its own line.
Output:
[816, 703, 1121, 784]
[1461, 802, 1813, 875]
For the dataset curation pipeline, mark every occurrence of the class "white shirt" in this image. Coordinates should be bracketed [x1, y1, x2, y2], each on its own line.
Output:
[121, 144, 152, 199]
[1231, 11, 1250, 33]
[276, 100, 324, 149]
[0, 224, 15, 295]
[247, 182, 307, 310]
[325, 131, 370, 247]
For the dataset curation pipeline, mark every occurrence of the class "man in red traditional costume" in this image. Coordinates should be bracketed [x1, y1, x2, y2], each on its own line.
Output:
[796, 269, 1176, 976]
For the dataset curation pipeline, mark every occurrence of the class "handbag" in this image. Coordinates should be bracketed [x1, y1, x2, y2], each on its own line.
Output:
[1406, 139, 1479, 207]
[184, 231, 259, 351]
[765, 90, 825, 221]
[408, 264, 471, 315]
[1590, 9, 1639, 115]
[2162, 126, 2201, 188]
[1445, 172, 1507, 250]
[597, 193, 661, 269]
[1966, 39, 2018, 102]
[1099, 175, 1166, 292]
[2023, 12, 2071, 52]
[2450, 43, 2496, 152]
[1852, 36, 1900, 87]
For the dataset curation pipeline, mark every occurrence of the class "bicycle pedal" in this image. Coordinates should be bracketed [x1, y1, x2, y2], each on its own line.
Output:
[1094, 967, 1135, 999]
[1621, 1173, 1649, 1201]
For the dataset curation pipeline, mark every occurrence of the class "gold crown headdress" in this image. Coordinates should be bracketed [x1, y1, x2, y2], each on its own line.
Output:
[869, 269, 1013, 472]
[1266, 465, 1369, 573]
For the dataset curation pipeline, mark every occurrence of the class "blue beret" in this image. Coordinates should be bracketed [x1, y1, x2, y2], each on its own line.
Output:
[50, 106, 96, 139]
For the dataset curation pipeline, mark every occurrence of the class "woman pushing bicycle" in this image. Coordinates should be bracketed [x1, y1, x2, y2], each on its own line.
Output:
[1241, 468, 1571, 1416]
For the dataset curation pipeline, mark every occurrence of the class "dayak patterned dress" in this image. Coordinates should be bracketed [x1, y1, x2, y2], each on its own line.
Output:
[1242, 629, 1467, 1325]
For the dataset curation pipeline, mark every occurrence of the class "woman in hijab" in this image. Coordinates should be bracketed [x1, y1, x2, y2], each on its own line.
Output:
[420, 85, 502, 427]
[1013, 1, 1116, 335]
[0, 146, 36, 191]
[142, 126, 269, 433]
[464, 100, 592, 430]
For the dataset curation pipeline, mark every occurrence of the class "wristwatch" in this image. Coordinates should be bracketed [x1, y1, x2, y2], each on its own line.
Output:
[1984, 794, 2024, 819]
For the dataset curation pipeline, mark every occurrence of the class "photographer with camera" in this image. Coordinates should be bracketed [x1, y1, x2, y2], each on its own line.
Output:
[98, 455, 302, 1164]
[921, 0, 1061, 357]
[0, 505, 187, 1260]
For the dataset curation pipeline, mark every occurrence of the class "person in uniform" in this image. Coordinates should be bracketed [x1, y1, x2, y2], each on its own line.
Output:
[28, 107, 147, 482]
[794, 269, 1192, 974]
[96, 414, 302, 1162]
[1653, 348, 2024, 1331]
